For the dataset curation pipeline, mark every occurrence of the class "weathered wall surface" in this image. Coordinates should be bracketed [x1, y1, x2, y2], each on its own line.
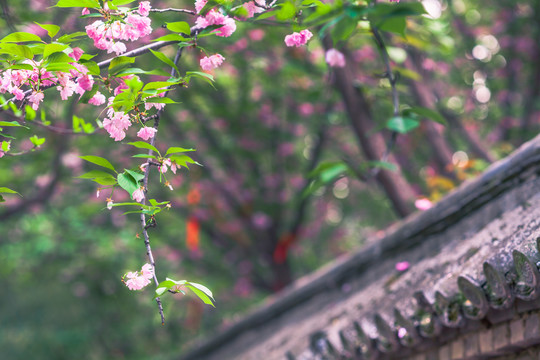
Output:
[181, 136, 540, 360]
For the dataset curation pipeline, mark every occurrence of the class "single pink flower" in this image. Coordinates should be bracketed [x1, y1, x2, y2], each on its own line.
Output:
[88, 92, 106, 106]
[28, 91, 44, 110]
[141, 263, 154, 280]
[132, 187, 145, 202]
[138, 1, 151, 16]
[284, 29, 313, 47]
[415, 198, 433, 211]
[325, 48, 346, 68]
[395, 261, 410, 272]
[200, 54, 225, 71]
[137, 126, 157, 141]
[82, 7, 90, 15]
[69, 47, 84, 61]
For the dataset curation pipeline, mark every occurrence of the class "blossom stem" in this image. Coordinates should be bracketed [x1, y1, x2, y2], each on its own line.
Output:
[139, 46, 184, 325]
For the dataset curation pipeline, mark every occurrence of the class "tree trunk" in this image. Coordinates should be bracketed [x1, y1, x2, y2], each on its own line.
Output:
[322, 39, 415, 218]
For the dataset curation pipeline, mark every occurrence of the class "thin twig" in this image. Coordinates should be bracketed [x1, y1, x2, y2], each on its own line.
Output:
[139, 46, 184, 325]
[150, 8, 196, 15]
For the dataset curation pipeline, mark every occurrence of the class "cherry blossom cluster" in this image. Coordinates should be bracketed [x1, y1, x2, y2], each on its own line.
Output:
[84, 1, 153, 55]
[194, 0, 237, 38]
[122, 263, 154, 290]
[284, 29, 313, 47]
[0, 49, 94, 111]
[99, 75, 165, 142]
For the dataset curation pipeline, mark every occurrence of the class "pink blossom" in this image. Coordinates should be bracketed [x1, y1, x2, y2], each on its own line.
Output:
[243, 1, 264, 18]
[138, 1, 151, 16]
[132, 187, 145, 202]
[195, 9, 236, 37]
[82, 7, 90, 15]
[103, 110, 131, 141]
[123, 266, 152, 290]
[325, 48, 346, 67]
[415, 198, 433, 211]
[137, 126, 157, 140]
[28, 91, 44, 110]
[85, 10, 152, 55]
[68, 47, 84, 61]
[200, 54, 225, 71]
[141, 263, 154, 280]
[88, 92, 106, 106]
[395, 261, 409, 272]
[195, 0, 207, 13]
[284, 29, 313, 47]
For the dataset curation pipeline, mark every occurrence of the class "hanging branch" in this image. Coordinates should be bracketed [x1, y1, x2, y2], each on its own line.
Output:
[139, 47, 184, 325]
[150, 8, 197, 15]
[370, 25, 400, 172]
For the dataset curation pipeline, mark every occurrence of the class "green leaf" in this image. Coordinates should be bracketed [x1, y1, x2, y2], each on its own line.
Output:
[166, 21, 191, 35]
[45, 62, 77, 72]
[186, 282, 215, 307]
[124, 169, 145, 182]
[165, 147, 195, 156]
[127, 141, 159, 154]
[56, 32, 87, 44]
[77, 170, 116, 179]
[35, 23, 61, 38]
[132, 154, 158, 159]
[117, 173, 139, 197]
[310, 161, 348, 183]
[154, 280, 177, 298]
[378, 16, 407, 37]
[47, 51, 75, 63]
[331, 16, 357, 42]
[25, 106, 36, 121]
[143, 96, 177, 104]
[108, 56, 136, 76]
[142, 81, 179, 91]
[92, 177, 118, 186]
[80, 155, 117, 172]
[169, 154, 200, 168]
[43, 43, 69, 59]
[1, 32, 42, 43]
[276, 1, 297, 21]
[55, 0, 100, 8]
[112, 0, 136, 5]
[149, 49, 179, 74]
[29, 135, 45, 147]
[386, 116, 420, 134]
[0, 44, 33, 59]
[0, 187, 21, 196]
[0, 121, 28, 128]
[80, 60, 100, 76]
[405, 106, 447, 125]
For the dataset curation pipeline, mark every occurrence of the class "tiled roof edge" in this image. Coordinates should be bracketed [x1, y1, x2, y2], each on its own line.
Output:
[180, 136, 540, 360]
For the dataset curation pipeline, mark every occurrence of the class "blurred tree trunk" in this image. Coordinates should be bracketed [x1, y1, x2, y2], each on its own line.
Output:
[323, 39, 415, 218]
